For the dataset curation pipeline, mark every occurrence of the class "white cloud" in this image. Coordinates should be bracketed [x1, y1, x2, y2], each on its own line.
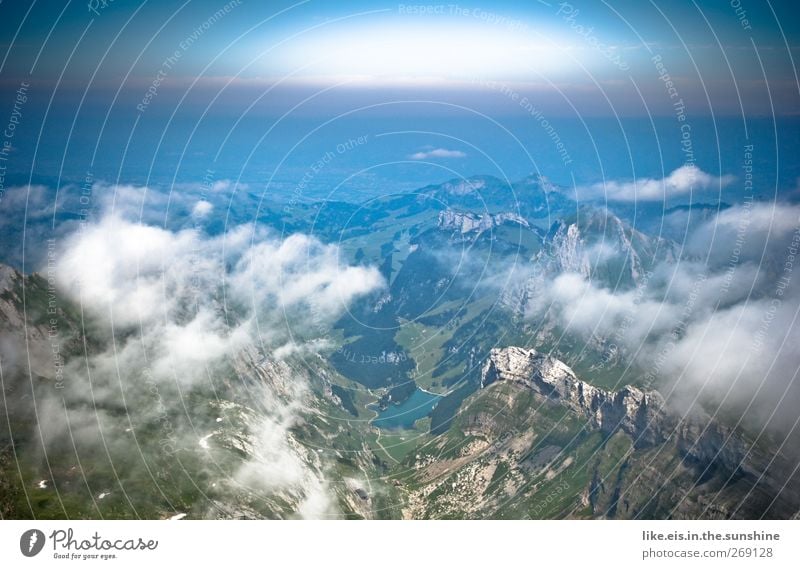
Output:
[230, 233, 385, 318]
[234, 381, 338, 518]
[92, 180, 243, 227]
[208, 179, 247, 194]
[576, 165, 735, 202]
[0, 184, 52, 216]
[49, 213, 384, 518]
[409, 148, 467, 160]
[192, 199, 213, 218]
[56, 215, 197, 327]
[522, 202, 800, 433]
[526, 271, 676, 342]
[272, 338, 333, 361]
[56, 216, 384, 372]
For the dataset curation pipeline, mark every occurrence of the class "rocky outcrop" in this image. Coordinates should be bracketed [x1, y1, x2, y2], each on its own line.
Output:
[548, 222, 592, 277]
[481, 347, 800, 514]
[545, 211, 645, 280]
[0, 263, 84, 380]
[437, 209, 529, 235]
[403, 346, 800, 519]
[0, 264, 18, 293]
[481, 347, 666, 444]
[439, 178, 486, 196]
[537, 209, 676, 286]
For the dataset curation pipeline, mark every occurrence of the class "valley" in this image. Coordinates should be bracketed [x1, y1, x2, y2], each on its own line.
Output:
[2, 173, 799, 519]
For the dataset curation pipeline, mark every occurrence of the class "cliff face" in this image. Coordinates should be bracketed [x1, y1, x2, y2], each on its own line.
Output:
[398, 346, 800, 519]
[533, 209, 675, 287]
[479, 347, 800, 515]
[439, 178, 486, 196]
[547, 222, 592, 278]
[481, 347, 666, 445]
[437, 209, 529, 235]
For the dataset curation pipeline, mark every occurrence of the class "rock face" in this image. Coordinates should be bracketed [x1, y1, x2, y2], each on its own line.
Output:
[0, 264, 18, 292]
[537, 209, 674, 287]
[481, 347, 666, 444]
[548, 222, 592, 277]
[481, 347, 758, 456]
[0, 263, 83, 380]
[439, 178, 486, 196]
[402, 345, 800, 519]
[548, 212, 643, 280]
[481, 347, 800, 513]
[437, 209, 529, 235]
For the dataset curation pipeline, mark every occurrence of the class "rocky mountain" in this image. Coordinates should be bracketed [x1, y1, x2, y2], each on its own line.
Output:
[537, 207, 675, 287]
[437, 209, 529, 235]
[481, 347, 665, 444]
[477, 207, 680, 383]
[398, 347, 800, 519]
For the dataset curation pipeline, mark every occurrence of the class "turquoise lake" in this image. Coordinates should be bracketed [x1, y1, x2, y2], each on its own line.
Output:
[372, 388, 443, 430]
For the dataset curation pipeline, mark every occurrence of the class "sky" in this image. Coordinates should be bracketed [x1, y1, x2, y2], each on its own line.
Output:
[1, 1, 799, 201]
[1, 0, 799, 116]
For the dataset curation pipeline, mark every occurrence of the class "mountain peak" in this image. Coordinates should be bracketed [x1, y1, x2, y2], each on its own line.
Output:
[437, 209, 529, 235]
[481, 346, 665, 443]
[0, 263, 19, 293]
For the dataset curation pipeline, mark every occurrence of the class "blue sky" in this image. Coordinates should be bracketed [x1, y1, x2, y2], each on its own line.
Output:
[1, 0, 799, 115]
[0, 1, 798, 208]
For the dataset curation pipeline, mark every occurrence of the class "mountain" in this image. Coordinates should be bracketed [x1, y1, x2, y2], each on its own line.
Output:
[398, 347, 800, 519]
[538, 206, 675, 288]
[417, 174, 574, 221]
[1, 173, 797, 520]
[0, 262, 396, 519]
[437, 209, 530, 236]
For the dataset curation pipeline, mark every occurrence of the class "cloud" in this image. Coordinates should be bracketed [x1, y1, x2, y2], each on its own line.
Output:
[0, 185, 72, 268]
[408, 148, 467, 160]
[192, 200, 213, 218]
[521, 201, 800, 435]
[42, 213, 384, 518]
[233, 376, 338, 518]
[55, 214, 201, 328]
[211, 180, 246, 193]
[54, 214, 385, 383]
[91, 180, 245, 229]
[526, 271, 676, 342]
[229, 233, 385, 319]
[0, 184, 52, 216]
[575, 165, 735, 202]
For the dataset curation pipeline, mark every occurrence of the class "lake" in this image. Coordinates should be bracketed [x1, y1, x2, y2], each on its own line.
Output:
[372, 388, 443, 430]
